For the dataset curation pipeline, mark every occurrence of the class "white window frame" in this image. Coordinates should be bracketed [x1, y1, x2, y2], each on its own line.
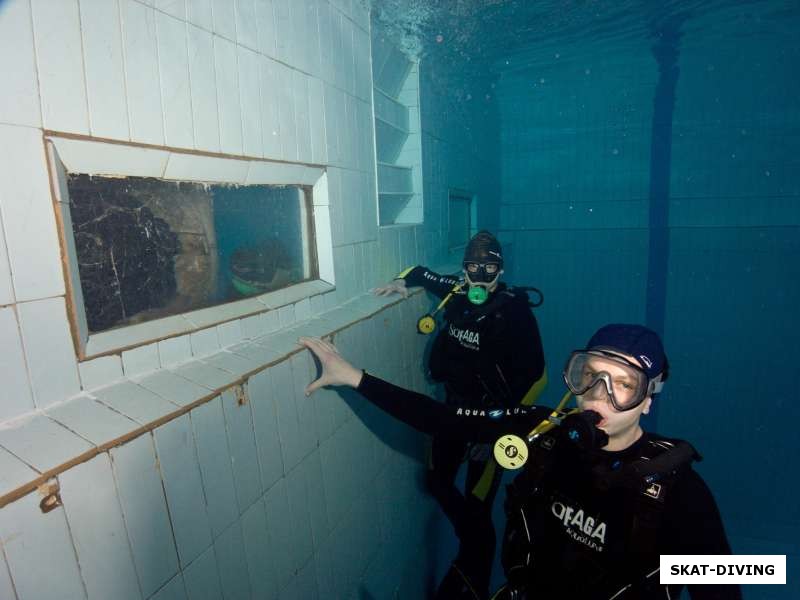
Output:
[46, 136, 334, 360]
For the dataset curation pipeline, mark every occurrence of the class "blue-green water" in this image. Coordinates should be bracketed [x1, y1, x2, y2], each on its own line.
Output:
[385, 0, 799, 597]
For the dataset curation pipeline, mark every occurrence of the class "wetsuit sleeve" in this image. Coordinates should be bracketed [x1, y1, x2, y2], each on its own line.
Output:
[663, 469, 743, 600]
[497, 296, 547, 405]
[356, 372, 549, 442]
[397, 265, 461, 299]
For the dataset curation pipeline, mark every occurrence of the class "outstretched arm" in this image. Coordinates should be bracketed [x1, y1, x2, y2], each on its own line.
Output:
[372, 266, 460, 300]
[299, 337, 547, 442]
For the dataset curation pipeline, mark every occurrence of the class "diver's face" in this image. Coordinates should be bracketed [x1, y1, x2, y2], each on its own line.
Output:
[576, 352, 651, 451]
[463, 262, 502, 291]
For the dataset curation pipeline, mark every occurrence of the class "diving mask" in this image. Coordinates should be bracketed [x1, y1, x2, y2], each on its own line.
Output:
[563, 349, 664, 412]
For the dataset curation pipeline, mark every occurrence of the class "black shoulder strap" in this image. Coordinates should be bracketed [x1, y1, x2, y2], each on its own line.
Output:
[614, 438, 700, 558]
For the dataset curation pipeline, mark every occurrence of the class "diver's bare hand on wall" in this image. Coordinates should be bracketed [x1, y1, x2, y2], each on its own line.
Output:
[299, 337, 364, 394]
[371, 278, 408, 298]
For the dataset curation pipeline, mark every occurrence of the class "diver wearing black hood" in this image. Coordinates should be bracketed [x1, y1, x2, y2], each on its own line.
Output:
[373, 231, 546, 599]
[300, 325, 741, 600]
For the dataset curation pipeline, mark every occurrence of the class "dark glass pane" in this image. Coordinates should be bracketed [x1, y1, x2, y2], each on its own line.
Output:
[67, 174, 312, 333]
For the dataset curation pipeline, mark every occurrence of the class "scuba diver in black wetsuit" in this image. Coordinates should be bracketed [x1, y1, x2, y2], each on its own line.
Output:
[299, 324, 742, 600]
[373, 231, 546, 599]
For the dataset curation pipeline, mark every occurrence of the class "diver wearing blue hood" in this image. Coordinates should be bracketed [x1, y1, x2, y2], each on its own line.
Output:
[373, 230, 547, 599]
[300, 325, 740, 600]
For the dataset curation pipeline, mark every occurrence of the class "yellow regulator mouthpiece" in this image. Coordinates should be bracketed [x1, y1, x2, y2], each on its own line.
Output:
[417, 314, 436, 335]
[493, 434, 529, 470]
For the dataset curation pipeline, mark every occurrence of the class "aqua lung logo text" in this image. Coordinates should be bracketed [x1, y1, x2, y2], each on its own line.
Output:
[423, 271, 459, 286]
[448, 324, 480, 349]
[456, 407, 525, 418]
[551, 501, 607, 551]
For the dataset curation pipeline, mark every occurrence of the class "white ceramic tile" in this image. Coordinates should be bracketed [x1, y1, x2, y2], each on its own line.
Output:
[247, 369, 284, 490]
[150, 574, 188, 600]
[228, 340, 284, 365]
[240, 499, 278, 599]
[190, 397, 239, 536]
[217, 319, 243, 348]
[0, 212, 13, 307]
[307, 78, 327, 165]
[284, 459, 313, 570]
[323, 84, 341, 165]
[258, 56, 282, 160]
[240, 312, 266, 340]
[187, 24, 220, 152]
[220, 389, 262, 509]
[80, 0, 130, 139]
[304, 1, 321, 77]
[163, 152, 249, 183]
[187, 0, 213, 30]
[59, 452, 141, 600]
[157, 10, 194, 149]
[0, 126, 65, 303]
[159, 334, 192, 366]
[269, 360, 303, 472]
[200, 351, 261, 378]
[330, 10, 346, 91]
[293, 297, 312, 323]
[0, 307, 34, 421]
[314, 209, 334, 284]
[288, 0, 309, 73]
[155, 0, 186, 20]
[122, 342, 161, 377]
[272, 0, 291, 65]
[16, 297, 80, 409]
[256, 0, 277, 58]
[0, 491, 86, 600]
[274, 63, 298, 161]
[183, 546, 223, 600]
[84, 314, 192, 358]
[121, 0, 165, 144]
[0, 545, 16, 600]
[290, 352, 317, 459]
[214, 36, 243, 155]
[190, 326, 221, 357]
[211, 0, 236, 40]
[182, 297, 265, 330]
[235, 0, 258, 49]
[214, 521, 252, 599]
[93, 380, 179, 425]
[293, 71, 312, 163]
[0, 0, 41, 127]
[263, 479, 294, 590]
[244, 161, 318, 185]
[110, 433, 180, 598]
[0, 412, 92, 474]
[47, 394, 139, 447]
[30, 0, 89, 133]
[316, 0, 334, 86]
[153, 415, 213, 567]
[238, 47, 264, 159]
[0, 446, 39, 500]
[49, 136, 169, 177]
[134, 369, 211, 407]
[263, 309, 281, 333]
[170, 360, 237, 390]
[275, 304, 294, 330]
[78, 355, 124, 391]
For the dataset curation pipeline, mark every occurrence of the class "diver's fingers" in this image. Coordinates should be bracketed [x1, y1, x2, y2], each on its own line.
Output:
[305, 375, 328, 396]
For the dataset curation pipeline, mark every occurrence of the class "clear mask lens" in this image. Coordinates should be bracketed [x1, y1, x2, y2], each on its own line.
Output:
[563, 351, 650, 411]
